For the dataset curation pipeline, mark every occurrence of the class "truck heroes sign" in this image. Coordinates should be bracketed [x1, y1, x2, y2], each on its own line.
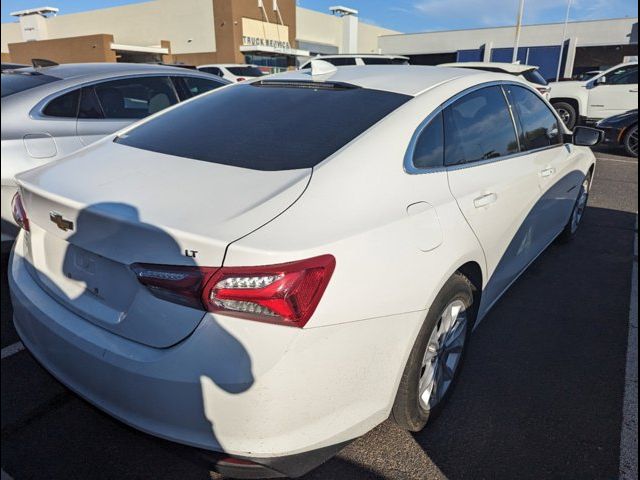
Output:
[241, 17, 294, 54]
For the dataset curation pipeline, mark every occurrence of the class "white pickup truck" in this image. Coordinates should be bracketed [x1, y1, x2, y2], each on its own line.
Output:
[549, 62, 638, 129]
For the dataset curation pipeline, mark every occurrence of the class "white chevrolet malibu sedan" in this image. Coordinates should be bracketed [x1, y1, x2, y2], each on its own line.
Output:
[9, 64, 601, 478]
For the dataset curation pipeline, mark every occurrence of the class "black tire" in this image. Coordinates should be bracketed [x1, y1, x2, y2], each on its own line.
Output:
[623, 124, 638, 158]
[553, 101, 578, 129]
[391, 273, 475, 432]
[558, 172, 592, 243]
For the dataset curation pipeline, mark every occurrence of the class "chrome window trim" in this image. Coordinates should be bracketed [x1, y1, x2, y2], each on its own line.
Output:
[404, 80, 568, 175]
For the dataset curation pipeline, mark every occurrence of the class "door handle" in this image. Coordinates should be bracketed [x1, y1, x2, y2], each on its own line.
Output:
[473, 193, 497, 208]
[630, 89, 638, 93]
[540, 167, 556, 178]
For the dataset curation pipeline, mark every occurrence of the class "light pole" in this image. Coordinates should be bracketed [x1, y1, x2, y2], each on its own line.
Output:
[512, 0, 525, 63]
[556, 0, 573, 81]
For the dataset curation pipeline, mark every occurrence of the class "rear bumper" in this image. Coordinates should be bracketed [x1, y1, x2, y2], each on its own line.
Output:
[10, 234, 424, 477]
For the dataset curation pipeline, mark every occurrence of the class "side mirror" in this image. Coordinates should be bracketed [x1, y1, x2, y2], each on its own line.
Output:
[596, 75, 607, 85]
[572, 126, 604, 147]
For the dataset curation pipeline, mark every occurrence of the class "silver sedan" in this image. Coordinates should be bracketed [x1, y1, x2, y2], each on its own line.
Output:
[1, 62, 229, 240]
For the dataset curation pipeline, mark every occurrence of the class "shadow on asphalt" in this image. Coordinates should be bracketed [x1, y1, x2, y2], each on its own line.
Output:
[1, 204, 636, 480]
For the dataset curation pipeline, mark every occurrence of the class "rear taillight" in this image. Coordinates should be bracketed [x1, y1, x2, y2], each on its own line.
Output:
[132, 255, 335, 328]
[131, 264, 218, 309]
[236, 77, 246, 82]
[11, 193, 29, 232]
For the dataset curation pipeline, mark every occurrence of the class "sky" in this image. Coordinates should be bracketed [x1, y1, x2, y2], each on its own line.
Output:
[1, 0, 638, 32]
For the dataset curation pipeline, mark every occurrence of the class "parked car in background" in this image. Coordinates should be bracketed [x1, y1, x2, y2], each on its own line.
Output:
[1, 62, 29, 72]
[196, 64, 265, 82]
[298, 54, 410, 69]
[9, 64, 599, 479]
[1, 63, 229, 239]
[549, 61, 638, 129]
[596, 109, 638, 157]
[438, 62, 551, 98]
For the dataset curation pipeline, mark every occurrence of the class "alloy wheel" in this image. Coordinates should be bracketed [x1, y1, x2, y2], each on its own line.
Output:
[571, 177, 590, 234]
[418, 300, 468, 410]
[627, 127, 638, 157]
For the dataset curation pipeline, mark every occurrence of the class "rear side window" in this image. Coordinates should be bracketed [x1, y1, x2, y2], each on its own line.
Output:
[506, 85, 561, 150]
[179, 76, 224, 97]
[43, 89, 80, 117]
[412, 112, 444, 169]
[116, 83, 411, 171]
[444, 86, 519, 166]
[1, 72, 60, 98]
[94, 76, 179, 119]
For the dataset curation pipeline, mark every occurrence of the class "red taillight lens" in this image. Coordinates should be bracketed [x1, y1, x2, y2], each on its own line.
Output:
[235, 77, 246, 82]
[131, 255, 335, 327]
[11, 193, 29, 232]
[204, 255, 335, 327]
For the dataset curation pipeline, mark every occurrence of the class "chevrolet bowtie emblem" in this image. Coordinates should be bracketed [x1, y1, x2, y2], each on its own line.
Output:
[49, 212, 74, 232]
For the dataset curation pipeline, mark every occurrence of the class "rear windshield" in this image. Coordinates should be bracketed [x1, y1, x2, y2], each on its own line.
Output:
[1, 71, 61, 98]
[521, 69, 548, 86]
[116, 82, 411, 170]
[227, 66, 264, 77]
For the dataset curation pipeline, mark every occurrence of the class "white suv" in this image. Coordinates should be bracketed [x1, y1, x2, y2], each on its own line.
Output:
[549, 62, 638, 128]
[197, 64, 265, 83]
[299, 54, 410, 69]
[439, 62, 551, 99]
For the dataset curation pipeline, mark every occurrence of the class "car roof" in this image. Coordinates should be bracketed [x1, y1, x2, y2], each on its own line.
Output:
[13, 62, 206, 80]
[263, 65, 505, 97]
[439, 62, 537, 73]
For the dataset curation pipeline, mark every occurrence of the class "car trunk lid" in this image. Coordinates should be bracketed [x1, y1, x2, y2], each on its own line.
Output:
[16, 141, 311, 348]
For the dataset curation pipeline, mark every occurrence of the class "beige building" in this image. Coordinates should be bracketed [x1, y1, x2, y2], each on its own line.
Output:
[1, 0, 398, 69]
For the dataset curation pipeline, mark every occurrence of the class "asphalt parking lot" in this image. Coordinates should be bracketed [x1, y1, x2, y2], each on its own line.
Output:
[1, 148, 637, 480]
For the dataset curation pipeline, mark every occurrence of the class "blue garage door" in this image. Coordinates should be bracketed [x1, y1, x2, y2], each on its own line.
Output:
[491, 48, 527, 64]
[457, 49, 484, 62]
[490, 46, 565, 81]
[526, 46, 563, 81]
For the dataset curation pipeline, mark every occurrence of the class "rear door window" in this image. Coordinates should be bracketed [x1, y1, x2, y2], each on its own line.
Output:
[175, 76, 225, 98]
[505, 85, 562, 150]
[443, 86, 519, 166]
[42, 89, 80, 117]
[94, 76, 179, 119]
[78, 86, 104, 119]
[116, 82, 411, 171]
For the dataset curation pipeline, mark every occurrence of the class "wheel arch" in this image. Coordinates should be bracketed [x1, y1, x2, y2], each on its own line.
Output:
[551, 97, 581, 118]
[456, 261, 483, 325]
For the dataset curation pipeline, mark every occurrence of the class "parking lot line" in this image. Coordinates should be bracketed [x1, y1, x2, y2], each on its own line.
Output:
[619, 215, 638, 480]
[1, 341, 24, 360]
